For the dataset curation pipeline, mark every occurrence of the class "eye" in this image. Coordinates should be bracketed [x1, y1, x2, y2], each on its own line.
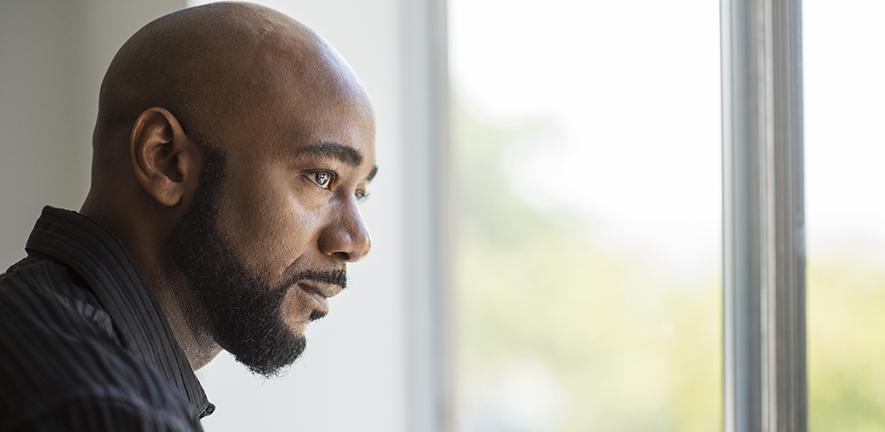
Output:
[306, 170, 336, 189]
[355, 189, 371, 202]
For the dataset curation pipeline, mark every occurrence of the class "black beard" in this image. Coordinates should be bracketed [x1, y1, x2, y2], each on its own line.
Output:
[169, 147, 304, 377]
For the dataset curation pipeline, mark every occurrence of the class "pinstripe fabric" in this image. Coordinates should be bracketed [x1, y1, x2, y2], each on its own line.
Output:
[0, 207, 214, 431]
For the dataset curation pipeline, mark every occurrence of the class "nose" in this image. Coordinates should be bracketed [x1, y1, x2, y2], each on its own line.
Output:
[317, 200, 372, 263]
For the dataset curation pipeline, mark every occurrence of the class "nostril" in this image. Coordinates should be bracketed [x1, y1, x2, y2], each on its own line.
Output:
[332, 251, 350, 262]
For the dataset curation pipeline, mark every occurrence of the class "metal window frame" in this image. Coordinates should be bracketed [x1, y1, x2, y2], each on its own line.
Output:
[721, 0, 807, 431]
[401, 0, 452, 431]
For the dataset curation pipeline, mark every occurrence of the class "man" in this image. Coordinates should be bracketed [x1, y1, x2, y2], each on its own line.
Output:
[0, 2, 376, 430]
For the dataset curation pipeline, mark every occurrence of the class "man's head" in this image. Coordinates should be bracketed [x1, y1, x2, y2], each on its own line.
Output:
[84, 2, 376, 376]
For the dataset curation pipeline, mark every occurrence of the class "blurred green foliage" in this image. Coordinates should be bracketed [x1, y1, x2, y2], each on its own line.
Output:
[453, 99, 885, 431]
[453, 100, 720, 431]
[808, 250, 885, 431]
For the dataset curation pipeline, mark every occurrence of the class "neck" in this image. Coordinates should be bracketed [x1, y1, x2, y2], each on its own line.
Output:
[147, 270, 222, 370]
[80, 195, 222, 370]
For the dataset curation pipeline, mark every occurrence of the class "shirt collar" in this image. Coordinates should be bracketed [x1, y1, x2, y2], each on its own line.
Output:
[25, 206, 215, 419]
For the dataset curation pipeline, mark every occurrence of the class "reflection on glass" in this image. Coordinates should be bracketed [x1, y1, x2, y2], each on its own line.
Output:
[450, 1, 721, 430]
[805, 2, 885, 430]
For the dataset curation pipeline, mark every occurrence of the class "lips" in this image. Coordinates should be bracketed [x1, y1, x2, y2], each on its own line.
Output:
[296, 281, 342, 318]
[300, 284, 328, 309]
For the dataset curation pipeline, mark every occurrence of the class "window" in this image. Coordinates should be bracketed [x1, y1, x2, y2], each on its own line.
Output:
[805, 2, 885, 429]
[450, 1, 722, 430]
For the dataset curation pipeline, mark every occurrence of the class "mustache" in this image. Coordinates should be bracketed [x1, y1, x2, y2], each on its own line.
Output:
[279, 268, 347, 291]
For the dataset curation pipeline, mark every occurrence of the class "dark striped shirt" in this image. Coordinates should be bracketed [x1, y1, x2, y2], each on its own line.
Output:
[0, 207, 214, 431]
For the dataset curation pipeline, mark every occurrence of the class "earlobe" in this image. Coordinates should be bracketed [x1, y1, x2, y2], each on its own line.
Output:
[130, 107, 196, 207]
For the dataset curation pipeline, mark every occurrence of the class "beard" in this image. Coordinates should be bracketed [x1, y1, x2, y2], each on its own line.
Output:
[168, 147, 305, 377]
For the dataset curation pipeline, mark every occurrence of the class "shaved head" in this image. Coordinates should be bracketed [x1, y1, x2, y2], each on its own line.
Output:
[81, 2, 376, 376]
[93, 1, 371, 171]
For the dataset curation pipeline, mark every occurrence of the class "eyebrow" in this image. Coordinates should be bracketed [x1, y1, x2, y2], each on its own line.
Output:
[293, 141, 363, 166]
[293, 140, 378, 183]
[367, 166, 379, 182]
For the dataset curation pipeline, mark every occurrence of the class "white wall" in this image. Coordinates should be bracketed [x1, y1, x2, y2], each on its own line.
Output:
[0, 0, 183, 266]
[1, 1, 424, 431]
[1, 0, 85, 264]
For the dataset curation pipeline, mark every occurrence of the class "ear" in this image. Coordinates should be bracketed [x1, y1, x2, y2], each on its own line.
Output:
[129, 107, 198, 207]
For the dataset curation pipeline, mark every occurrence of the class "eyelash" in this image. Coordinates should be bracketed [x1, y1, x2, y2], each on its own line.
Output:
[305, 169, 337, 190]
[304, 169, 371, 202]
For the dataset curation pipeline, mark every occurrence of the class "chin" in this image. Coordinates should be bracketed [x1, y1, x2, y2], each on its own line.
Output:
[282, 313, 309, 335]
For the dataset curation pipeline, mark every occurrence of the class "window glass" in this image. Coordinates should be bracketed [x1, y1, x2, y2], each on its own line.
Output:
[450, 1, 722, 430]
[804, 2, 885, 429]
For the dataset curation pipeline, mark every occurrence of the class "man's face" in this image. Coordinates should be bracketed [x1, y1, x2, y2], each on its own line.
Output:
[170, 90, 376, 377]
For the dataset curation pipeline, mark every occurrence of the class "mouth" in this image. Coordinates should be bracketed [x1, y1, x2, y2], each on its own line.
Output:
[296, 281, 342, 320]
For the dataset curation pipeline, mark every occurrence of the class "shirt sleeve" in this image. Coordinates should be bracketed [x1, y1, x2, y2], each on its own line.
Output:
[9, 397, 201, 432]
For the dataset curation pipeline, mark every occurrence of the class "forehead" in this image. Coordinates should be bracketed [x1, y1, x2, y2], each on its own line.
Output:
[219, 28, 376, 164]
[276, 96, 376, 164]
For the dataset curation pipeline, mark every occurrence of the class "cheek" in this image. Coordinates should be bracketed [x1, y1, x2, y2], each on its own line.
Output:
[219, 169, 320, 279]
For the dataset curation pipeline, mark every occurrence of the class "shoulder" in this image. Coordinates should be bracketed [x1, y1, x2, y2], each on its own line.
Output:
[0, 258, 196, 430]
[0, 255, 118, 346]
[4, 395, 201, 431]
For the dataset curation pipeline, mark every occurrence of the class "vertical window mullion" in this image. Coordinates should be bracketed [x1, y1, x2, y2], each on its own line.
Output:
[722, 0, 806, 431]
[402, 0, 451, 431]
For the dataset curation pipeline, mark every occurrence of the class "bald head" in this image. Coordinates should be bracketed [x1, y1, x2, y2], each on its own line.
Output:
[94, 2, 370, 160]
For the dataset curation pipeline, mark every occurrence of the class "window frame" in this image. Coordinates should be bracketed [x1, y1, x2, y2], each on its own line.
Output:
[401, 0, 452, 431]
[721, 0, 807, 431]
